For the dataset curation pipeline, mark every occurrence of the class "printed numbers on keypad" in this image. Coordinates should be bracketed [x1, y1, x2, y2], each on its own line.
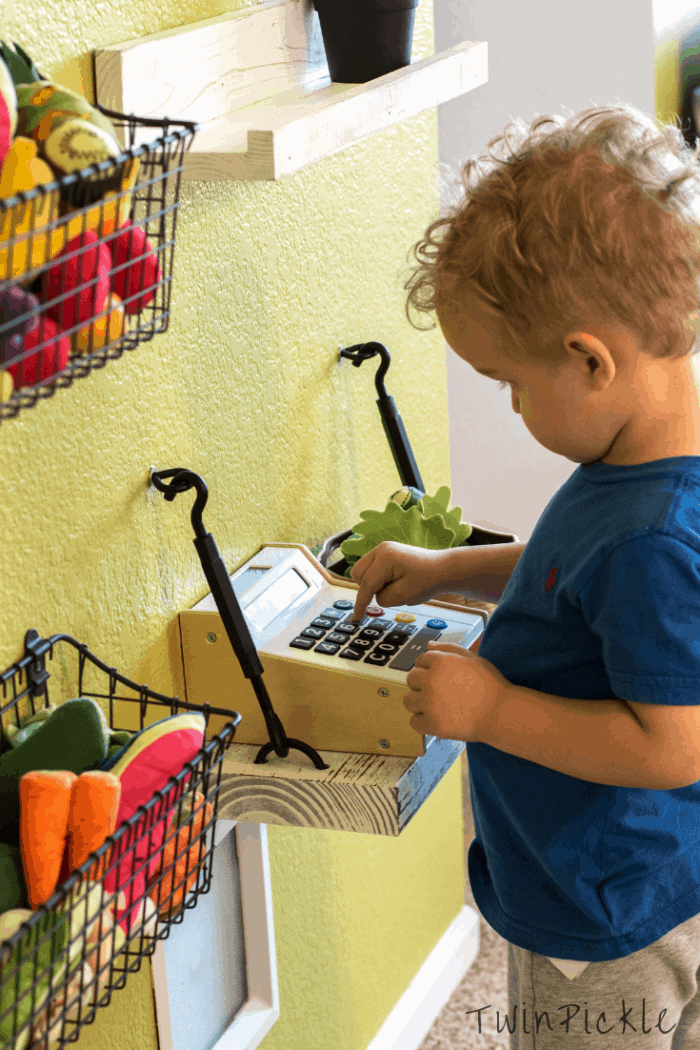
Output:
[288, 603, 437, 672]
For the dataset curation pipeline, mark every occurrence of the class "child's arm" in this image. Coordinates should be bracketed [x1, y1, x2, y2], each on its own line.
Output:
[351, 540, 526, 621]
[406, 643, 700, 790]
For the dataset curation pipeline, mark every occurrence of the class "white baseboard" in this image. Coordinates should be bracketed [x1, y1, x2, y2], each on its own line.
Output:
[366, 905, 480, 1050]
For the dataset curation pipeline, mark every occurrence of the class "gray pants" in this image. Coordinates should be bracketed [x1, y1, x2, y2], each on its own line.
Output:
[505, 911, 700, 1048]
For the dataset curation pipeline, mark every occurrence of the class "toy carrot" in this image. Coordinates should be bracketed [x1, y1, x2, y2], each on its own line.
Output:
[67, 770, 121, 880]
[19, 769, 76, 909]
[148, 791, 213, 917]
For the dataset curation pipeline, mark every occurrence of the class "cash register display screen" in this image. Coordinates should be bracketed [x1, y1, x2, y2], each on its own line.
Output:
[245, 568, 309, 631]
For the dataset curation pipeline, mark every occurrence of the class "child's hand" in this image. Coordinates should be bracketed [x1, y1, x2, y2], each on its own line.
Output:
[403, 641, 508, 741]
[350, 542, 452, 621]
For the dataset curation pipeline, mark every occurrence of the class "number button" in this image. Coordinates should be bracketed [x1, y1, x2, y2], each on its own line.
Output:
[310, 617, 335, 630]
[315, 641, 341, 655]
[301, 626, 326, 640]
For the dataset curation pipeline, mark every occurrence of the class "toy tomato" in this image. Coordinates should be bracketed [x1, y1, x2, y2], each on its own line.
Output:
[43, 230, 110, 331]
[108, 222, 162, 314]
[5, 315, 70, 387]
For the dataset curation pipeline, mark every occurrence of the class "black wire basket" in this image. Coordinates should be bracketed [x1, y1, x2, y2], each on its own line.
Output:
[0, 105, 197, 425]
[0, 629, 240, 1050]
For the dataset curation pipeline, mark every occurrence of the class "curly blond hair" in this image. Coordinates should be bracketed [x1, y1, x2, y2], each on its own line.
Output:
[404, 103, 700, 360]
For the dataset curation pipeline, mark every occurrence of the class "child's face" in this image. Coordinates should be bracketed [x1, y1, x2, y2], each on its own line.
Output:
[437, 292, 636, 465]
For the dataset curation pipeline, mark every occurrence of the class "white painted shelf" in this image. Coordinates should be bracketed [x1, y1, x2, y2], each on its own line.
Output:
[94, 0, 488, 181]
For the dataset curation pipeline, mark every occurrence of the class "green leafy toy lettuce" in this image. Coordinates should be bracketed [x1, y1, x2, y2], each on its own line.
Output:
[339, 485, 473, 578]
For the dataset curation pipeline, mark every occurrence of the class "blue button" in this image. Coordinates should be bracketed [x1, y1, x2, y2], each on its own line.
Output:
[333, 599, 354, 610]
[426, 618, 447, 630]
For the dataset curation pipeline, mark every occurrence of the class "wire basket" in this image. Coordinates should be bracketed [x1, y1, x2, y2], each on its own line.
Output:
[0, 629, 241, 1050]
[0, 106, 197, 425]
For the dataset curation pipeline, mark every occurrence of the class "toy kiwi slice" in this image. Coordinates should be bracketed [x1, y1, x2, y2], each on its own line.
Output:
[15, 81, 118, 145]
[43, 118, 120, 176]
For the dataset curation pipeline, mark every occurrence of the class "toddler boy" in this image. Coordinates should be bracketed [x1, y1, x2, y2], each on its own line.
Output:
[351, 103, 700, 1047]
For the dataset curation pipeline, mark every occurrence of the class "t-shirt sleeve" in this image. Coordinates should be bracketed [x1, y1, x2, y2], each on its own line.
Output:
[578, 533, 700, 705]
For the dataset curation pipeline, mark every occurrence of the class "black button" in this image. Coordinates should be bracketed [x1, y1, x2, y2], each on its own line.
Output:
[289, 637, 315, 650]
[374, 642, 399, 654]
[388, 628, 442, 671]
[326, 631, 348, 644]
[342, 615, 367, 627]
[334, 623, 360, 636]
[348, 637, 373, 651]
[339, 647, 363, 661]
[310, 617, 335, 630]
[364, 651, 391, 666]
[301, 626, 325, 640]
[315, 641, 341, 655]
[358, 627, 385, 641]
[383, 631, 408, 647]
[321, 608, 344, 620]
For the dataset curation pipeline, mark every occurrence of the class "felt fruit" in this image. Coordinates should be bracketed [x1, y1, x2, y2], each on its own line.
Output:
[71, 156, 140, 241]
[72, 292, 125, 355]
[43, 229, 110, 331]
[43, 117, 120, 177]
[31, 960, 95, 1047]
[0, 56, 17, 170]
[4, 315, 69, 387]
[147, 790, 213, 918]
[0, 368, 12, 400]
[0, 41, 43, 90]
[15, 82, 118, 147]
[108, 222, 162, 314]
[0, 908, 64, 1050]
[0, 137, 60, 279]
[0, 284, 39, 365]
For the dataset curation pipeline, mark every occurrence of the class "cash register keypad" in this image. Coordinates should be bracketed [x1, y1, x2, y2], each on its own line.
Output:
[289, 599, 448, 671]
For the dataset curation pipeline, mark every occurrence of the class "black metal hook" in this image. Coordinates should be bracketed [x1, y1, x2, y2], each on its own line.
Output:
[339, 342, 425, 493]
[151, 468, 329, 770]
[151, 468, 208, 541]
[339, 342, 391, 399]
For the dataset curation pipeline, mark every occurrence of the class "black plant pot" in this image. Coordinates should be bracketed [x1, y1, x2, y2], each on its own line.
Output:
[312, 0, 420, 84]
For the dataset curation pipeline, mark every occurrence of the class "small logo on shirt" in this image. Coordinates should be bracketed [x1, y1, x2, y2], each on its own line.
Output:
[545, 567, 558, 592]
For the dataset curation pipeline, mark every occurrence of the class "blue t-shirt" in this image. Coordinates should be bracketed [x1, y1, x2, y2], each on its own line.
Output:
[470, 456, 700, 961]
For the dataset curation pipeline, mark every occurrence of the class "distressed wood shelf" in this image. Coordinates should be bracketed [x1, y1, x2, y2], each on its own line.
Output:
[215, 737, 465, 835]
[94, 0, 488, 181]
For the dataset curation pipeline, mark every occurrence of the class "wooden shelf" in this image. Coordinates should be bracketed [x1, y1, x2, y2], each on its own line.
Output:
[94, 0, 488, 181]
[215, 737, 465, 835]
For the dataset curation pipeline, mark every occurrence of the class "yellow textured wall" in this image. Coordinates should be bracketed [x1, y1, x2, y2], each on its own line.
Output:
[0, 2, 464, 1049]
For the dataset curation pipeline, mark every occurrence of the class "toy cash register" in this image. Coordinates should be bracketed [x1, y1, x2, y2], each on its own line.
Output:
[175, 542, 487, 758]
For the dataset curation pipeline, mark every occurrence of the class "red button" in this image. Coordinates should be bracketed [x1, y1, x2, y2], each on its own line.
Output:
[366, 605, 384, 617]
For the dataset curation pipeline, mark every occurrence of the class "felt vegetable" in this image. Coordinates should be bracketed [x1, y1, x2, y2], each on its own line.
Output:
[0, 908, 66, 1050]
[147, 791, 213, 918]
[0, 284, 39, 366]
[20, 770, 77, 909]
[66, 770, 121, 880]
[42, 229, 110, 331]
[0, 41, 43, 89]
[0, 697, 110, 838]
[340, 485, 473, 576]
[0, 842, 28, 911]
[75, 157, 140, 241]
[108, 222, 162, 314]
[4, 315, 70, 388]
[15, 82, 118, 148]
[4, 703, 57, 748]
[72, 292, 125, 356]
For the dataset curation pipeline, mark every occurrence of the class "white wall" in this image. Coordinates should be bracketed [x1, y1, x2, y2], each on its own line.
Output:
[433, 1, 655, 540]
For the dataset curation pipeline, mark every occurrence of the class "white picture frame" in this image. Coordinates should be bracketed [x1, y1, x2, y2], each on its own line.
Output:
[151, 820, 279, 1050]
